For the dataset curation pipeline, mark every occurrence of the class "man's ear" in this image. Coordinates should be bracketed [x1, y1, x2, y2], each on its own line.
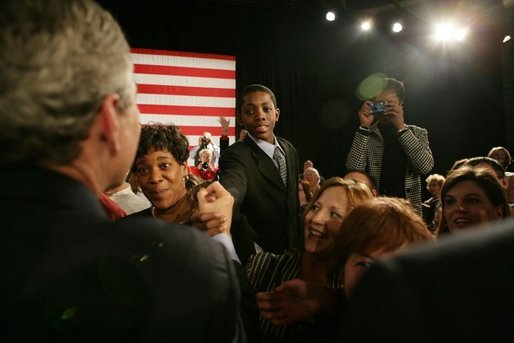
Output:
[275, 108, 280, 121]
[98, 93, 121, 155]
[502, 177, 509, 190]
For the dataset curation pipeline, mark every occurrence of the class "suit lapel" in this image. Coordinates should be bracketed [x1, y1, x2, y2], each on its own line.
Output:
[243, 137, 285, 191]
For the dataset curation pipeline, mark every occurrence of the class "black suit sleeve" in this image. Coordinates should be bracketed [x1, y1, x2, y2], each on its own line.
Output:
[219, 145, 256, 265]
[233, 261, 261, 343]
[219, 145, 248, 211]
[341, 260, 430, 343]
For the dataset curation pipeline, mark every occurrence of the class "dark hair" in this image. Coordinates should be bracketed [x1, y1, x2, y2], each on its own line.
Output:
[132, 123, 190, 172]
[438, 166, 510, 235]
[464, 156, 505, 178]
[237, 84, 277, 113]
[344, 170, 377, 193]
[449, 158, 468, 173]
[383, 78, 405, 103]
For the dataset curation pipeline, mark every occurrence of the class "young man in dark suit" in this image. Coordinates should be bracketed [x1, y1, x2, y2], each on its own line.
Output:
[0, 0, 246, 341]
[343, 220, 514, 342]
[219, 84, 302, 262]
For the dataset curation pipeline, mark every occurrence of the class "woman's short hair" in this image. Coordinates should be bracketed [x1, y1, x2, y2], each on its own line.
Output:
[437, 166, 510, 235]
[425, 174, 446, 190]
[199, 148, 212, 158]
[133, 123, 190, 171]
[303, 167, 320, 179]
[303, 177, 373, 220]
[487, 146, 512, 169]
[334, 197, 433, 273]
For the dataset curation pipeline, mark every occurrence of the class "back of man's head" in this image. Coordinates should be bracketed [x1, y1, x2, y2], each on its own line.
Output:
[0, 0, 132, 167]
[465, 156, 505, 178]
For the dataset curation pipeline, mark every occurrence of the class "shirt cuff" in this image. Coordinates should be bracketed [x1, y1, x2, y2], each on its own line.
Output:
[358, 126, 372, 135]
[397, 126, 409, 135]
[213, 233, 240, 263]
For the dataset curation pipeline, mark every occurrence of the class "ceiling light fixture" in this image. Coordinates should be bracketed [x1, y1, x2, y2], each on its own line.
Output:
[392, 22, 403, 33]
[326, 11, 336, 22]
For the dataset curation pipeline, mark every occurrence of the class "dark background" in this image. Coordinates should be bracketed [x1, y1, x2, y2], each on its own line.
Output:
[99, 0, 513, 194]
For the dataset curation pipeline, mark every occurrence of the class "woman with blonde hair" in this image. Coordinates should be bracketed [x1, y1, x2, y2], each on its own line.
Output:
[246, 177, 373, 342]
[253, 197, 434, 341]
[487, 146, 512, 170]
[423, 173, 445, 231]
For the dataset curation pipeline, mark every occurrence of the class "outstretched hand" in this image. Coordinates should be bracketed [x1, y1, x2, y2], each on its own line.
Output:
[256, 279, 334, 326]
[192, 181, 233, 237]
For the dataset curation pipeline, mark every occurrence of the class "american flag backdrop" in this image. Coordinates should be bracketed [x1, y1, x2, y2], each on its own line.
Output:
[130, 48, 236, 159]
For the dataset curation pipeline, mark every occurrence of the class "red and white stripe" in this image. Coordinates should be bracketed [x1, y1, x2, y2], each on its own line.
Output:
[130, 48, 236, 151]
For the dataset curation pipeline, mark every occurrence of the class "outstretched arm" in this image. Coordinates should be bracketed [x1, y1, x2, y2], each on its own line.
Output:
[256, 279, 339, 326]
[192, 181, 233, 237]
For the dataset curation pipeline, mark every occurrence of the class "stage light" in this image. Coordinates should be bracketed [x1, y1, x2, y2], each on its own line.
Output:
[392, 22, 403, 33]
[504, 35, 511, 43]
[361, 20, 372, 31]
[432, 22, 469, 42]
[326, 11, 336, 22]
[455, 27, 469, 41]
[433, 23, 456, 41]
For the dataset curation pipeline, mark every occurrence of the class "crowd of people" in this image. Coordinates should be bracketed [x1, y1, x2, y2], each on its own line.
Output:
[2, 0, 513, 342]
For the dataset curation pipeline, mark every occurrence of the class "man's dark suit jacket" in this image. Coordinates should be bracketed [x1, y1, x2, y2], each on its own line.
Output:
[1, 167, 243, 342]
[219, 136, 301, 262]
[343, 221, 514, 342]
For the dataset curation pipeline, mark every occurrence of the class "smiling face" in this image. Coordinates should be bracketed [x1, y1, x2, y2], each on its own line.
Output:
[304, 186, 349, 256]
[134, 148, 188, 210]
[443, 180, 504, 232]
[238, 91, 279, 144]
